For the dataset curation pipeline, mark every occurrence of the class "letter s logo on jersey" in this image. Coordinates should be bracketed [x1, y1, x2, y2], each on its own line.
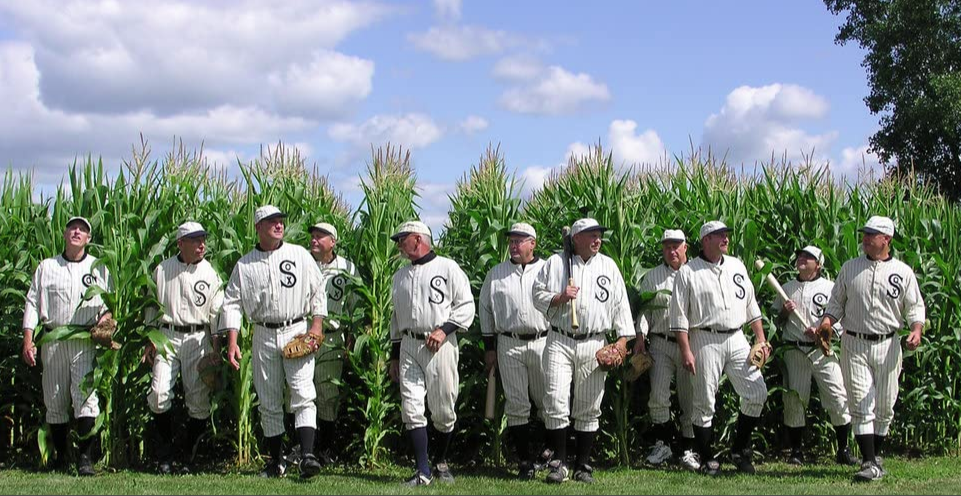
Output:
[428, 276, 447, 305]
[887, 274, 904, 299]
[812, 292, 828, 318]
[81, 274, 95, 288]
[733, 273, 746, 300]
[193, 280, 210, 306]
[328, 274, 347, 302]
[595, 275, 611, 303]
[279, 260, 298, 288]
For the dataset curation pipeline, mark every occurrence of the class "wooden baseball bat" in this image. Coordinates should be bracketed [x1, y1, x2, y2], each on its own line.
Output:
[562, 226, 579, 330]
[754, 259, 809, 328]
[484, 367, 497, 420]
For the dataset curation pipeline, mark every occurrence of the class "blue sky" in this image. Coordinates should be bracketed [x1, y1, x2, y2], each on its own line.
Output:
[0, 0, 880, 233]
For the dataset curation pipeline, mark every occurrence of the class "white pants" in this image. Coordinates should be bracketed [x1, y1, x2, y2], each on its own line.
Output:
[252, 322, 317, 437]
[497, 334, 547, 427]
[399, 333, 459, 433]
[782, 346, 851, 428]
[314, 330, 345, 422]
[689, 330, 768, 427]
[648, 334, 694, 438]
[148, 328, 212, 419]
[42, 339, 100, 424]
[841, 333, 902, 436]
[542, 331, 606, 432]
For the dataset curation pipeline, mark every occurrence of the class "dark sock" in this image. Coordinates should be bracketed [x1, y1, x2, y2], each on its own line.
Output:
[788, 426, 804, 453]
[433, 430, 453, 465]
[264, 434, 283, 462]
[547, 428, 567, 466]
[77, 417, 96, 460]
[682, 436, 696, 452]
[874, 434, 885, 458]
[297, 427, 315, 456]
[50, 423, 69, 462]
[153, 412, 174, 460]
[855, 434, 876, 463]
[733, 414, 760, 452]
[693, 425, 714, 461]
[510, 425, 531, 463]
[317, 420, 335, 452]
[183, 417, 207, 461]
[408, 427, 431, 476]
[835, 423, 851, 452]
[650, 422, 673, 445]
[574, 430, 595, 468]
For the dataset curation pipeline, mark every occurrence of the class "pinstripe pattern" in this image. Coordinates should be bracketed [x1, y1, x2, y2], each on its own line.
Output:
[773, 278, 836, 341]
[840, 332, 902, 436]
[541, 332, 606, 431]
[399, 334, 460, 432]
[23, 254, 110, 424]
[314, 255, 357, 422]
[480, 258, 549, 427]
[689, 330, 768, 426]
[149, 327, 213, 418]
[253, 320, 317, 436]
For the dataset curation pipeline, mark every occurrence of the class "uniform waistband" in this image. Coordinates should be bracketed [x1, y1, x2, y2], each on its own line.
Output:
[551, 326, 604, 341]
[845, 330, 896, 342]
[162, 324, 205, 333]
[256, 316, 305, 329]
[783, 339, 815, 348]
[650, 332, 677, 343]
[403, 329, 429, 340]
[500, 330, 549, 341]
[696, 327, 740, 334]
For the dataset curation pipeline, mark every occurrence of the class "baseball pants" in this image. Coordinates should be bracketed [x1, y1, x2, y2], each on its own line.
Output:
[399, 333, 459, 433]
[648, 334, 694, 438]
[782, 347, 851, 428]
[542, 332, 606, 432]
[840, 333, 902, 436]
[148, 327, 212, 419]
[252, 322, 317, 437]
[497, 334, 547, 427]
[689, 330, 768, 427]
[314, 330, 345, 422]
[41, 339, 100, 424]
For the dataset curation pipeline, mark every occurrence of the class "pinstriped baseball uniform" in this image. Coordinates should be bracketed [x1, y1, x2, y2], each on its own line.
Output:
[145, 255, 224, 419]
[532, 252, 635, 432]
[314, 254, 357, 422]
[391, 252, 475, 433]
[824, 255, 925, 436]
[220, 241, 327, 437]
[669, 254, 768, 427]
[480, 257, 549, 427]
[23, 254, 111, 424]
[637, 263, 694, 439]
[772, 277, 850, 428]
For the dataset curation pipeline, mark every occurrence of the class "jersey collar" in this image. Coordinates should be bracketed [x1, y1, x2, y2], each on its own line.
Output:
[256, 241, 284, 252]
[61, 251, 88, 263]
[412, 251, 437, 265]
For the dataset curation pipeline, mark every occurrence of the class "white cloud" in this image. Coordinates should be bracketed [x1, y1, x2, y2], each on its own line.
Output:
[268, 50, 374, 119]
[500, 66, 610, 115]
[565, 142, 592, 164]
[417, 182, 455, 238]
[408, 25, 518, 61]
[328, 113, 444, 149]
[432, 0, 461, 21]
[458, 115, 489, 134]
[519, 165, 556, 195]
[492, 55, 544, 82]
[702, 83, 837, 166]
[608, 120, 666, 167]
[835, 144, 884, 180]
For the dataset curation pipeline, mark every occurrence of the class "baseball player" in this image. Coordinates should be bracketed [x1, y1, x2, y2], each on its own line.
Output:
[221, 205, 327, 479]
[387, 221, 475, 487]
[143, 222, 224, 474]
[479, 222, 551, 480]
[819, 216, 925, 482]
[635, 229, 700, 471]
[22, 216, 112, 476]
[669, 220, 770, 476]
[532, 218, 635, 484]
[771, 245, 857, 467]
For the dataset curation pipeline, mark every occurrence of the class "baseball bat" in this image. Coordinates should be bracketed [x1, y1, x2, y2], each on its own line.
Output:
[562, 226, 579, 329]
[754, 259, 809, 328]
[484, 367, 497, 420]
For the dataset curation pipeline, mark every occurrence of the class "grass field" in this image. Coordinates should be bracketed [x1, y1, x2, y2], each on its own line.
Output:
[1, 457, 960, 495]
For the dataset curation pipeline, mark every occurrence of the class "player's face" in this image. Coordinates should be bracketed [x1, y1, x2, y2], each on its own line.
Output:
[795, 252, 818, 274]
[662, 240, 687, 267]
[63, 222, 91, 250]
[310, 231, 336, 256]
[394, 233, 421, 259]
[861, 231, 890, 258]
[573, 230, 602, 257]
[704, 231, 729, 254]
[256, 217, 285, 243]
[508, 235, 535, 262]
[178, 236, 207, 264]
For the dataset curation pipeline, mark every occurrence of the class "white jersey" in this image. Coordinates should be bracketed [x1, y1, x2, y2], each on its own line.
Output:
[772, 276, 836, 342]
[146, 255, 224, 330]
[479, 257, 550, 336]
[635, 263, 678, 337]
[390, 252, 475, 340]
[23, 253, 111, 330]
[219, 242, 326, 330]
[317, 254, 357, 330]
[532, 252, 634, 338]
[824, 255, 925, 336]
[669, 254, 762, 333]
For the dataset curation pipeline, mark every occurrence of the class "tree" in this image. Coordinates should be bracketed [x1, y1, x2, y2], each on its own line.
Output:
[826, 0, 961, 201]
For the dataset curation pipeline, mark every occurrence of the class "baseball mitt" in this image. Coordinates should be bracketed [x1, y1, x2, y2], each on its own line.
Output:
[624, 352, 654, 382]
[197, 354, 222, 391]
[595, 342, 628, 371]
[90, 317, 121, 350]
[749, 341, 773, 369]
[816, 322, 834, 356]
[283, 333, 322, 359]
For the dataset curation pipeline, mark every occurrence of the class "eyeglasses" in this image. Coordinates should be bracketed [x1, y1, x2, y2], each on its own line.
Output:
[508, 238, 532, 246]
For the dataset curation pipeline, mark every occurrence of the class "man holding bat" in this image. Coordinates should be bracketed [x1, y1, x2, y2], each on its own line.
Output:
[770, 245, 857, 467]
[479, 222, 552, 480]
[533, 218, 634, 484]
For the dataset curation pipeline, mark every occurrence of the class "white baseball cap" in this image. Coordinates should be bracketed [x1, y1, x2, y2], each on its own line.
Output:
[309, 222, 338, 241]
[699, 220, 731, 240]
[859, 215, 895, 236]
[176, 221, 208, 241]
[795, 245, 824, 265]
[390, 220, 431, 241]
[570, 218, 607, 236]
[66, 216, 92, 232]
[661, 229, 686, 243]
[254, 205, 286, 224]
[506, 222, 536, 239]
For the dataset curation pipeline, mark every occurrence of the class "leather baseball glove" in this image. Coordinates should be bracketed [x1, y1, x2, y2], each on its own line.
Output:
[197, 354, 222, 391]
[749, 341, 773, 369]
[624, 352, 654, 382]
[283, 333, 322, 359]
[816, 322, 835, 356]
[595, 342, 628, 371]
[90, 317, 121, 350]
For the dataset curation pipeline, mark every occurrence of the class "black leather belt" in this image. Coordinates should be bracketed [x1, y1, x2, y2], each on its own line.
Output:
[783, 340, 815, 348]
[501, 330, 549, 341]
[257, 316, 305, 329]
[403, 330, 429, 340]
[551, 326, 603, 341]
[698, 327, 739, 334]
[164, 324, 205, 333]
[846, 330, 896, 342]
[650, 333, 677, 343]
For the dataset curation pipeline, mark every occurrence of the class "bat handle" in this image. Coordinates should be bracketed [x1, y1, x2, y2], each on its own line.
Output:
[569, 277, 579, 329]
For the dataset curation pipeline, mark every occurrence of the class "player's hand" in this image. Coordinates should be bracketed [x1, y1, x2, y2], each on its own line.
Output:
[556, 286, 579, 304]
[681, 348, 696, 375]
[22, 341, 37, 367]
[803, 326, 817, 339]
[633, 337, 647, 355]
[227, 343, 242, 371]
[426, 328, 446, 353]
[388, 359, 400, 383]
[784, 300, 797, 312]
[906, 328, 923, 351]
[142, 342, 156, 365]
[484, 349, 498, 374]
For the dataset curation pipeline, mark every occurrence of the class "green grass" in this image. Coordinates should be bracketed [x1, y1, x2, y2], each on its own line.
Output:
[1, 457, 960, 495]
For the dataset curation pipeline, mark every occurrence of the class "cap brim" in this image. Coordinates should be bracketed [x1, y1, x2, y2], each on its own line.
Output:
[576, 225, 607, 234]
[181, 230, 208, 239]
[309, 227, 334, 236]
[795, 249, 818, 259]
[390, 231, 410, 241]
[706, 227, 732, 237]
[858, 227, 886, 235]
[66, 218, 92, 231]
[258, 212, 286, 223]
[505, 230, 534, 237]
[662, 237, 685, 243]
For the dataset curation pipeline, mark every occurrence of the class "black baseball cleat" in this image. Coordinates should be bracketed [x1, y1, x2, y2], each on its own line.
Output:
[77, 454, 96, 477]
[732, 448, 756, 475]
[157, 460, 173, 475]
[517, 461, 536, 481]
[836, 447, 859, 466]
[544, 460, 569, 484]
[259, 459, 287, 478]
[533, 448, 553, 471]
[854, 460, 883, 482]
[300, 453, 322, 479]
[403, 471, 433, 486]
[434, 462, 455, 483]
[699, 459, 721, 477]
[573, 464, 595, 484]
[787, 451, 804, 466]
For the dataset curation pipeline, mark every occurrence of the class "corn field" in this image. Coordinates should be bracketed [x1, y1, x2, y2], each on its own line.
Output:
[1, 141, 959, 471]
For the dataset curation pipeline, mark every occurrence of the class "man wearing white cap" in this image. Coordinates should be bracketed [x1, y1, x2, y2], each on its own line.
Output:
[221, 205, 327, 479]
[636, 229, 699, 471]
[22, 216, 113, 476]
[669, 220, 769, 476]
[387, 220, 475, 486]
[479, 222, 552, 480]
[771, 245, 857, 467]
[819, 215, 925, 482]
[143, 222, 224, 474]
[532, 218, 635, 484]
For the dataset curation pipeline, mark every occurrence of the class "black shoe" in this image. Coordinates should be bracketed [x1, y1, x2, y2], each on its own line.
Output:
[573, 464, 594, 484]
[259, 460, 287, 478]
[836, 447, 858, 466]
[517, 462, 536, 481]
[300, 453, 321, 479]
[316, 449, 334, 467]
[77, 454, 95, 477]
[533, 448, 553, 471]
[434, 462, 454, 483]
[787, 451, 804, 466]
[732, 449, 756, 475]
[157, 460, 173, 475]
[284, 444, 302, 467]
[699, 459, 720, 477]
[544, 460, 569, 484]
[403, 471, 432, 486]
